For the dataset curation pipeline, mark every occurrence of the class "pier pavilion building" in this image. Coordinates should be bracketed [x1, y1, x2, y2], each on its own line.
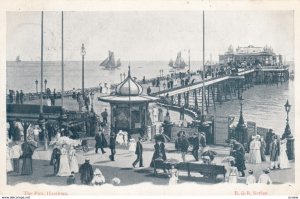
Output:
[219, 45, 283, 66]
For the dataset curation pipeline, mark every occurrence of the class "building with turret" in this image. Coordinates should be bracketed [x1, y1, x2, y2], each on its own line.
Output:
[219, 45, 283, 66]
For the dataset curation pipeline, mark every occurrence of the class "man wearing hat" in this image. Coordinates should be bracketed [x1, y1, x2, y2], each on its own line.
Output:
[269, 135, 280, 169]
[132, 137, 144, 168]
[79, 158, 94, 185]
[109, 133, 116, 161]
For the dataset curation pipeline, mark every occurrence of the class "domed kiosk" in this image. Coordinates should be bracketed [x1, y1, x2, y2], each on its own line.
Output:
[98, 66, 158, 135]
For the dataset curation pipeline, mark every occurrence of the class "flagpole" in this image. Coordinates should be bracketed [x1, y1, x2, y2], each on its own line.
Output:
[202, 10, 205, 120]
[61, 11, 64, 107]
[40, 11, 44, 114]
[128, 64, 132, 134]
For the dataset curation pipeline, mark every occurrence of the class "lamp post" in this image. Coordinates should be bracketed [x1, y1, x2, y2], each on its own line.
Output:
[35, 80, 38, 93]
[162, 69, 164, 77]
[81, 44, 86, 98]
[283, 100, 294, 160]
[90, 92, 95, 112]
[234, 94, 247, 145]
[163, 82, 166, 96]
[44, 79, 47, 93]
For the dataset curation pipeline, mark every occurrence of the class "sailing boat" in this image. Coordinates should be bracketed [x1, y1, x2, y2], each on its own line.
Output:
[169, 52, 187, 69]
[100, 51, 121, 69]
[16, 56, 21, 63]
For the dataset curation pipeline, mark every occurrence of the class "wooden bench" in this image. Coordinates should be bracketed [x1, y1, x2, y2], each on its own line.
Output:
[153, 160, 226, 182]
[183, 162, 226, 181]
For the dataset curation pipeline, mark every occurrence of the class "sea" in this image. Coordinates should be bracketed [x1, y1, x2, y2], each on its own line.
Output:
[6, 61, 295, 134]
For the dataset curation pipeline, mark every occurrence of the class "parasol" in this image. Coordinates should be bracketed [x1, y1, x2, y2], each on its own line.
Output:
[154, 133, 170, 142]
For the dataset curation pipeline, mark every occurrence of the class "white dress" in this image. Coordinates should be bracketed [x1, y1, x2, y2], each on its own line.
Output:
[258, 174, 272, 184]
[57, 147, 71, 176]
[246, 175, 256, 185]
[69, 149, 79, 173]
[228, 166, 238, 183]
[128, 140, 136, 153]
[279, 140, 290, 169]
[249, 140, 261, 164]
[6, 146, 13, 172]
[169, 168, 178, 185]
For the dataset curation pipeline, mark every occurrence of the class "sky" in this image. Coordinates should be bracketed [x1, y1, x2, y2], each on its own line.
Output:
[6, 10, 294, 62]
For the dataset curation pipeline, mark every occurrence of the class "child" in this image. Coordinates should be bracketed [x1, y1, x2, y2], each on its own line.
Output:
[66, 172, 76, 185]
[228, 160, 238, 183]
[168, 165, 178, 185]
[258, 168, 272, 184]
[246, 170, 256, 185]
[91, 168, 105, 186]
[128, 138, 136, 155]
[111, 177, 121, 186]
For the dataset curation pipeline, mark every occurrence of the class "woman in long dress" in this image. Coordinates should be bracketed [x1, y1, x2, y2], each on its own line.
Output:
[260, 137, 266, 162]
[57, 144, 71, 176]
[6, 145, 13, 173]
[128, 138, 136, 155]
[279, 138, 290, 169]
[249, 135, 261, 164]
[69, 146, 79, 173]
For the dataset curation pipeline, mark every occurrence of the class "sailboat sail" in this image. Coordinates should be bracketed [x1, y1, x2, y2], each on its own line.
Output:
[100, 51, 121, 69]
[100, 57, 109, 66]
[170, 51, 187, 69]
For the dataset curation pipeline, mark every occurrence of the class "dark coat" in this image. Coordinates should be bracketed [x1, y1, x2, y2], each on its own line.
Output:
[199, 134, 207, 148]
[232, 142, 246, 172]
[95, 133, 103, 148]
[21, 142, 35, 175]
[135, 141, 143, 155]
[180, 137, 189, 152]
[109, 135, 116, 149]
[50, 148, 61, 175]
[152, 143, 166, 161]
[192, 137, 200, 150]
[79, 162, 94, 185]
[101, 133, 108, 148]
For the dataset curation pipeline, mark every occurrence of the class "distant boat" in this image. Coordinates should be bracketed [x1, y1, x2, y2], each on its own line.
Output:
[100, 51, 121, 69]
[16, 56, 21, 63]
[169, 52, 187, 69]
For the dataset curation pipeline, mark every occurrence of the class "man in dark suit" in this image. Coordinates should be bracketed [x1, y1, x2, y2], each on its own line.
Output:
[95, 131, 106, 154]
[192, 133, 200, 161]
[109, 133, 116, 161]
[132, 137, 144, 168]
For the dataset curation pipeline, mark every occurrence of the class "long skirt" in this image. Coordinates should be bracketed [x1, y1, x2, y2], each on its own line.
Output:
[21, 158, 33, 175]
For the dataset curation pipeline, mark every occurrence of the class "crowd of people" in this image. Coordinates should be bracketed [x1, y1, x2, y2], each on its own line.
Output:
[225, 131, 291, 184]
[8, 90, 25, 104]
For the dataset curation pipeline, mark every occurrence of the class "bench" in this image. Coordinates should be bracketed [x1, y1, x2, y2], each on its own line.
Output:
[153, 160, 226, 182]
[183, 162, 226, 181]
